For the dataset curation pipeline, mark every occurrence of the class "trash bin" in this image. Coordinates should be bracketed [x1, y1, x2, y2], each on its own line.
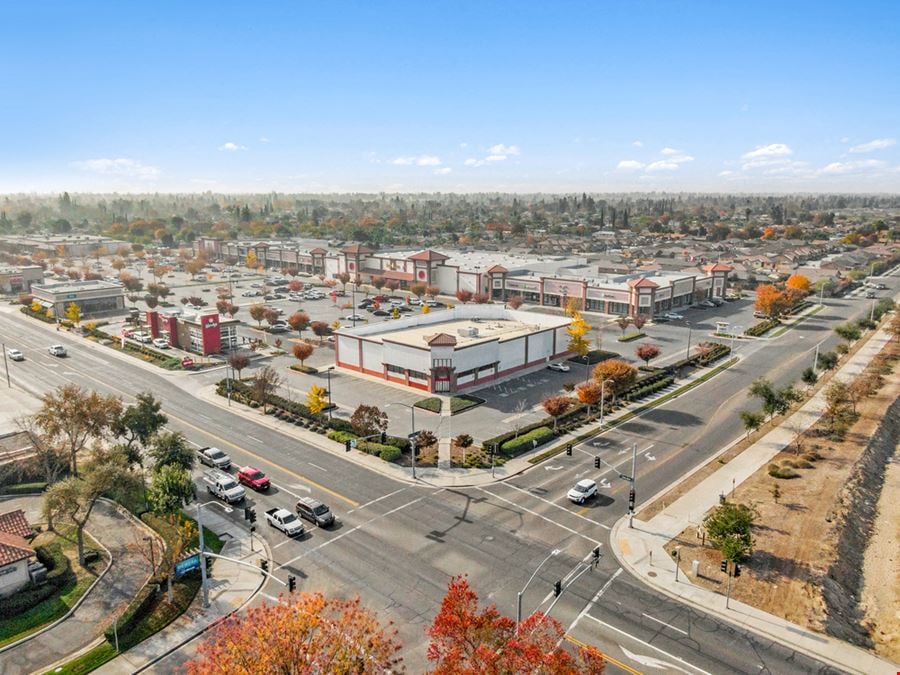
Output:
[692, 560, 700, 577]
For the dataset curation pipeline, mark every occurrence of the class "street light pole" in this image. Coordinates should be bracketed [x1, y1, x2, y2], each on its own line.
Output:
[684, 321, 692, 360]
[2, 343, 9, 388]
[325, 366, 335, 419]
[516, 548, 561, 634]
[629, 443, 637, 529]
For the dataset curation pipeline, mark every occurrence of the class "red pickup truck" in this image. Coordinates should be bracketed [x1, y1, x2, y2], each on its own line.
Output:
[237, 466, 270, 491]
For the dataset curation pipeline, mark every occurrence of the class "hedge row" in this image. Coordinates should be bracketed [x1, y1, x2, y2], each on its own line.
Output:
[617, 331, 646, 343]
[356, 441, 402, 462]
[104, 582, 158, 642]
[623, 375, 675, 402]
[500, 426, 555, 455]
[745, 319, 780, 337]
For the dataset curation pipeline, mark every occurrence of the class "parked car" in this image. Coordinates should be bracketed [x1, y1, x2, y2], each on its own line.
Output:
[131, 332, 153, 343]
[709, 297, 724, 306]
[698, 300, 716, 308]
[408, 297, 421, 305]
[567, 479, 598, 504]
[372, 309, 390, 316]
[152, 338, 170, 349]
[653, 315, 670, 323]
[397, 306, 413, 313]
[876, 283, 887, 290]
[269, 324, 289, 333]
[358, 299, 374, 308]
[198, 446, 231, 470]
[203, 470, 245, 503]
[237, 466, 270, 491]
[242, 290, 262, 297]
[48, 345, 67, 357]
[344, 314, 363, 322]
[663, 312, 684, 320]
[547, 362, 570, 372]
[6, 348, 24, 361]
[424, 301, 446, 308]
[265, 508, 305, 537]
[389, 299, 404, 307]
[296, 497, 335, 527]
[865, 290, 876, 298]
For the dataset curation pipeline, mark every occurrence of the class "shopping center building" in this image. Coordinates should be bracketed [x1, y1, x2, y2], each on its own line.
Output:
[195, 238, 731, 319]
[334, 305, 571, 393]
[30, 279, 126, 319]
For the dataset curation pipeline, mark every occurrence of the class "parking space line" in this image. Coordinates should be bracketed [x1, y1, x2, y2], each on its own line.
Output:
[475, 487, 603, 542]
[641, 612, 689, 636]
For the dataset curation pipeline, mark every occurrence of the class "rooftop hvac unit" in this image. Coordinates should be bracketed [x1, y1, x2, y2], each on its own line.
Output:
[458, 326, 479, 337]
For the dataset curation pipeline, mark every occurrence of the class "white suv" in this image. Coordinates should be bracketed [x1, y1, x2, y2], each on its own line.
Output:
[567, 479, 598, 504]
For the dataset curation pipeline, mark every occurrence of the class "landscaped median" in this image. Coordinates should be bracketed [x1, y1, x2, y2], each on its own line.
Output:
[413, 394, 485, 415]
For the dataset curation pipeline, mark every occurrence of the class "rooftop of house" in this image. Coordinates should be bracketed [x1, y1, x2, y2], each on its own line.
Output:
[0, 509, 33, 539]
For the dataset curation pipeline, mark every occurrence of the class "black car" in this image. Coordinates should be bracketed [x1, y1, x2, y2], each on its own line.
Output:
[358, 300, 374, 309]
[398, 306, 413, 313]
[372, 309, 390, 316]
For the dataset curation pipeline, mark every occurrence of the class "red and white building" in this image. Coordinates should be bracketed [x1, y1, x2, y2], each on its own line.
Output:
[145, 310, 239, 355]
[334, 305, 571, 393]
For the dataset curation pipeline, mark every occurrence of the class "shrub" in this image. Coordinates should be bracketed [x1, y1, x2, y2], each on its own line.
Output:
[768, 463, 799, 479]
[384, 436, 411, 451]
[289, 364, 318, 374]
[326, 418, 355, 433]
[617, 331, 645, 343]
[356, 441, 396, 456]
[500, 426, 555, 455]
[795, 460, 814, 469]
[327, 430, 358, 444]
[379, 446, 402, 462]
[745, 319, 780, 337]
[0, 583, 59, 619]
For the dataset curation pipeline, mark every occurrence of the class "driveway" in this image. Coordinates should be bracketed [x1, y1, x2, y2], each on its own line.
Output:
[0, 497, 153, 675]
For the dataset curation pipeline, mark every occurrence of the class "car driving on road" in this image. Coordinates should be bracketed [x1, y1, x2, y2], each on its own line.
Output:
[48, 345, 67, 357]
[663, 312, 684, 320]
[6, 348, 24, 362]
[547, 362, 570, 372]
[567, 478, 598, 504]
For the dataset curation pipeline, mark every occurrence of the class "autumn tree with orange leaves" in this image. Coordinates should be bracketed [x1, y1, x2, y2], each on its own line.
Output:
[592, 359, 637, 398]
[754, 284, 788, 318]
[427, 575, 604, 675]
[785, 274, 811, 294]
[186, 592, 403, 675]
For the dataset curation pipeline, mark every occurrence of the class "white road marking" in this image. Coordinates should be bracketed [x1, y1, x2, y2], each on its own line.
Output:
[566, 567, 622, 635]
[641, 612, 689, 635]
[346, 487, 407, 514]
[258, 591, 281, 603]
[272, 483, 308, 499]
[476, 488, 604, 542]
[584, 615, 712, 675]
[275, 494, 432, 570]
[307, 462, 328, 472]
[497, 483, 611, 530]
[619, 646, 695, 674]
[544, 464, 563, 471]
[247, 434, 263, 443]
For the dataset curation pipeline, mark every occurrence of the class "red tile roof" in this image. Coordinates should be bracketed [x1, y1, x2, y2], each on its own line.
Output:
[0, 531, 34, 566]
[627, 277, 659, 289]
[426, 332, 458, 347]
[486, 264, 508, 274]
[309, 247, 328, 255]
[342, 244, 375, 255]
[705, 262, 733, 272]
[408, 249, 449, 262]
[0, 509, 33, 539]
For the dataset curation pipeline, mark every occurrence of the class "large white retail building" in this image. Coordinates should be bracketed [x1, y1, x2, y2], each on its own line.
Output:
[334, 305, 571, 393]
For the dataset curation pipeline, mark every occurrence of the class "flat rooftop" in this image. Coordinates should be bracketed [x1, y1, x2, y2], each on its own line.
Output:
[32, 280, 124, 294]
[382, 317, 553, 349]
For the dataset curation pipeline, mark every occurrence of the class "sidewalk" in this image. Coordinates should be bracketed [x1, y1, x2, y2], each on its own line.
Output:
[611, 322, 898, 675]
[92, 508, 265, 674]
[195, 353, 739, 488]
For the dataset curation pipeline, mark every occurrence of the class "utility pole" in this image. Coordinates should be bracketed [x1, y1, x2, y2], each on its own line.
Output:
[2, 343, 9, 388]
[629, 443, 637, 528]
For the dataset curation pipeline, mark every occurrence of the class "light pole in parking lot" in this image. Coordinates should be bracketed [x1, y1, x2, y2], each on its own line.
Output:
[324, 366, 335, 419]
[516, 548, 561, 634]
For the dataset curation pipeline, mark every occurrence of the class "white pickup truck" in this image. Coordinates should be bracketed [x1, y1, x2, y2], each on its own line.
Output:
[265, 508, 305, 537]
[202, 470, 245, 504]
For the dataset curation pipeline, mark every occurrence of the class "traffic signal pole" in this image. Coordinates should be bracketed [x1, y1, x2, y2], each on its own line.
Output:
[197, 502, 210, 609]
[629, 443, 637, 529]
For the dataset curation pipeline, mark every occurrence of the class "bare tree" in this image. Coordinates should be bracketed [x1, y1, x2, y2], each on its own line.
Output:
[250, 366, 282, 414]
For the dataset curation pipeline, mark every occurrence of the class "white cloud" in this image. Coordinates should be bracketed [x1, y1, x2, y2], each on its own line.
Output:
[464, 158, 481, 167]
[433, 167, 452, 175]
[840, 137, 851, 144]
[645, 160, 681, 172]
[616, 160, 645, 172]
[632, 140, 643, 148]
[819, 159, 886, 175]
[660, 147, 680, 156]
[71, 158, 160, 180]
[259, 137, 270, 144]
[218, 142, 246, 151]
[485, 154, 507, 163]
[718, 170, 734, 176]
[459, 142, 468, 149]
[489, 143, 520, 156]
[848, 138, 895, 153]
[742, 143, 792, 160]
[391, 154, 442, 167]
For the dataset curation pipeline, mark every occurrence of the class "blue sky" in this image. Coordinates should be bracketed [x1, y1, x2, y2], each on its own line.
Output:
[2, 1, 898, 193]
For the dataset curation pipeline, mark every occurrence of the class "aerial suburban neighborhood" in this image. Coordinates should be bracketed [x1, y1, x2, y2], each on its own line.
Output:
[1, 2, 899, 674]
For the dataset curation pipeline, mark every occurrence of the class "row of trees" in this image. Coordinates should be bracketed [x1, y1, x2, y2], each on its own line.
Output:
[753, 274, 812, 319]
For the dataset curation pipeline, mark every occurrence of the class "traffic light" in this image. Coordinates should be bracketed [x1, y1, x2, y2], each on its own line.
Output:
[553, 580, 562, 597]
[592, 546, 601, 563]
[205, 555, 213, 576]
[260, 559, 269, 575]
[566, 443, 572, 456]
[720, 560, 728, 573]
[244, 507, 256, 524]
[244, 507, 251, 521]
[628, 489, 636, 510]
[248, 509, 256, 524]
[733, 564, 742, 578]
[594, 456, 600, 468]
[380, 431, 387, 444]
[345, 439, 351, 452]
[288, 574, 297, 592]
